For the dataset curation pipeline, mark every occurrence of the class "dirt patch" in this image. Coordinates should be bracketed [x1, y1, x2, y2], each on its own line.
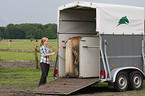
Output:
[0, 61, 54, 69]
[0, 62, 39, 69]
[0, 82, 39, 96]
[3, 92, 36, 96]
[72, 86, 145, 96]
[0, 91, 37, 96]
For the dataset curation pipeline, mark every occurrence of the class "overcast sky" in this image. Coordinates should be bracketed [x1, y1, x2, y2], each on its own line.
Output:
[0, 0, 144, 27]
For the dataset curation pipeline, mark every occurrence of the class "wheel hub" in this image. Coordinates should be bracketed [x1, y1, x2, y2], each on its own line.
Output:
[119, 76, 127, 89]
[133, 75, 141, 88]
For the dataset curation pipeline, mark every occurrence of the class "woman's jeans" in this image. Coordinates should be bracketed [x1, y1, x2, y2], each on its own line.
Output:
[38, 62, 50, 86]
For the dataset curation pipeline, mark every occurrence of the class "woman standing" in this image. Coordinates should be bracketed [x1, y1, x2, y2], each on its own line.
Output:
[38, 37, 55, 87]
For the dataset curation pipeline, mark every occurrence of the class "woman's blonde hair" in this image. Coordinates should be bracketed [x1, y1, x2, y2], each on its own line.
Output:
[40, 37, 48, 46]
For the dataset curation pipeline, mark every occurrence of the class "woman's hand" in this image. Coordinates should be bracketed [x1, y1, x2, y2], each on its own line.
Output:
[51, 52, 55, 55]
[49, 44, 52, 48]
[44, 52, 55, 57]
[49, 44, 53, 52]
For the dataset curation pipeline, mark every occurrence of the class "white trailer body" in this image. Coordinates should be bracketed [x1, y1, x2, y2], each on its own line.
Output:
[58, 1, 144, 35]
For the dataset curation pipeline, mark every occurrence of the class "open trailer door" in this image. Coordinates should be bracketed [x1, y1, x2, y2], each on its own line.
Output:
[79, 37, 100, 78]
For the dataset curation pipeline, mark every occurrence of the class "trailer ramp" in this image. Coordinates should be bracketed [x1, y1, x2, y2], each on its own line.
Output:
[29, 78, 99, 95]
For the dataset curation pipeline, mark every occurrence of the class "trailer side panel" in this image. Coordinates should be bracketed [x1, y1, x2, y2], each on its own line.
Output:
[101, 35, 143, 72]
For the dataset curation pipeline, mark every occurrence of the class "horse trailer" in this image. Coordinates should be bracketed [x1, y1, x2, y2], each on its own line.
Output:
[29, 1, 144, 95]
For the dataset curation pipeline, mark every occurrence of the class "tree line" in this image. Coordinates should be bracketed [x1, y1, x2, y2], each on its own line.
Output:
[0, 20, 145, 39]
[0, 23, 57, 39]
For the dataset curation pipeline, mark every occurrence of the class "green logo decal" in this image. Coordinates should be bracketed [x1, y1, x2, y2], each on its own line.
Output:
[117, 16, 129, 27]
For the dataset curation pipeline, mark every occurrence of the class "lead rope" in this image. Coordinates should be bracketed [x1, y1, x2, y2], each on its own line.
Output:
[47, 40, 68, 61]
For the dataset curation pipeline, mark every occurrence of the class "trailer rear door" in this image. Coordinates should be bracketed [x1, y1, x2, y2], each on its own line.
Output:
[79, 37, 100, 78]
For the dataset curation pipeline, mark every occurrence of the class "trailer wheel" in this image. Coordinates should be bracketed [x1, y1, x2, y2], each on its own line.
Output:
[129, 71, 143, 90]
[114, 71, 128, 92]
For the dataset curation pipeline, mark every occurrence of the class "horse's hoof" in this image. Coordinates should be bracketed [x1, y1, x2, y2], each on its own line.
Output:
[62, 75, 67, 78]
[76, 75, 79, 78]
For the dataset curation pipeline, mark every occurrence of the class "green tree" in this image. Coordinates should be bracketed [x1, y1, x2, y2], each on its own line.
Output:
[0, 27, 5, 39]
[1, 23, 57, 39]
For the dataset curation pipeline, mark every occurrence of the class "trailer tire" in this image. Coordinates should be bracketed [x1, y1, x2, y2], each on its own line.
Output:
[114, 71, 128, 92]
[129, 71, 143, 90]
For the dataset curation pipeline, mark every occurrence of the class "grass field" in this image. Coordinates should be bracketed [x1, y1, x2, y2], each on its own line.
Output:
[0, 39, 57, 60]
[0, 68, 54, 86]
[0, 68, 54, 95]
[0, 39, 57, 95]
[0, 39, 57, 50]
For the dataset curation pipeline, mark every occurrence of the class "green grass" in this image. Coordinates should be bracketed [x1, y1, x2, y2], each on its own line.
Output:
[0, 39, 57, 60]
[0, 68, 54, 90]
[0, 39, 57, 50]
[0, 39, 39, 50]
[0, 51, 37, 60]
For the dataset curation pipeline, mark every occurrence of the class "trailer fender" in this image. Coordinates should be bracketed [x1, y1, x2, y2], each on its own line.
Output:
[110, 67, 145, 83]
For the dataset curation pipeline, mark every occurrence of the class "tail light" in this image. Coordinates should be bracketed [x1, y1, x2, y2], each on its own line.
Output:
[54, 69, 58, 77]
[101, 70, 105, 79]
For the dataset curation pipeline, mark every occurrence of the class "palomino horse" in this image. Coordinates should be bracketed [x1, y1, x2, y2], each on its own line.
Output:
[64, 36, 81, 78]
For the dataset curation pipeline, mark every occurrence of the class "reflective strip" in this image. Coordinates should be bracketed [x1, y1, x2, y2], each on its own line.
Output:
[107, 55, 141, 58]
